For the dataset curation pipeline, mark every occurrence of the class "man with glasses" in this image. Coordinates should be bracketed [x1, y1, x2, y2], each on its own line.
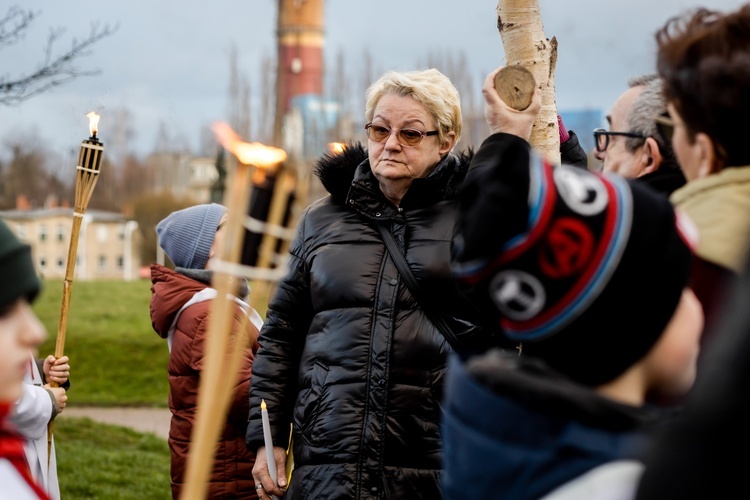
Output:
[594, 75, 685, 196]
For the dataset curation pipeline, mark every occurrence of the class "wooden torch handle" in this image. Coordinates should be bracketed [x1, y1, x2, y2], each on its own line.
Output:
[493, 65, 537, 111]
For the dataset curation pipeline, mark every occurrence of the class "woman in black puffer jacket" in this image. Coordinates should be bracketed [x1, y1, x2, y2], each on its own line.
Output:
[245, 65, 599, 498]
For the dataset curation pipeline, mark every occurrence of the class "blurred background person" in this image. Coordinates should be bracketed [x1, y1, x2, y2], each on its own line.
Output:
[656, 3, 750, 338]
[594, 74, 686, 196]
[0, 219, 51, 499]
[151, 203, 263, 499]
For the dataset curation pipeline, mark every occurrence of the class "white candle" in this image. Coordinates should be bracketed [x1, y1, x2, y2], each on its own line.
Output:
[261, 399, 280, 499]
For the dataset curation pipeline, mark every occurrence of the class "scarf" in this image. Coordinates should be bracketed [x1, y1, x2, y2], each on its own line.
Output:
[0, 402, 50, 499]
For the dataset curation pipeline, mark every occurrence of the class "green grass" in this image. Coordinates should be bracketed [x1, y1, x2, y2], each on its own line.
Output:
[32, 277, 271, 407]
[55, 416, 171, 499]
[33, 279, 170, 407]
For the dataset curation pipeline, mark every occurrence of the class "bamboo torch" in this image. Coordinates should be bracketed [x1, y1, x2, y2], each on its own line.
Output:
[496, 0, 560, 164]
[48, 112, 105, 461]
[179, 124, 289, 500]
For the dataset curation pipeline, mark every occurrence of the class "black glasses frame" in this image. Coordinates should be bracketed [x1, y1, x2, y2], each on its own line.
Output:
[365, 122, 439, 147]
[593, 128, 647, 152]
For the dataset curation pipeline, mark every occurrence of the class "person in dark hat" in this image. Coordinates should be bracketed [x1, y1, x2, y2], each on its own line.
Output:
[150, 203, 264, 499]
[440, 66, 704, 500]
[0, 218, 51, 499]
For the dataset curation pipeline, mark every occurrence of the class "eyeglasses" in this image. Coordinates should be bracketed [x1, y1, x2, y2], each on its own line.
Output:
[593, 129, 648, 152]
[654, 114, 675, 143]
[365, 123, 438, 147]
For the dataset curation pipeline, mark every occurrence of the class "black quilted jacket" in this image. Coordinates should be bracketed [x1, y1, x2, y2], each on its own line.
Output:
[246, 144, 496, 499]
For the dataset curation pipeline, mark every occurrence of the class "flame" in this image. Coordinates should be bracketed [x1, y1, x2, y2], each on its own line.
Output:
[87, 112, 100, 137]
[329, 142, 346, 154]
[212, 122, 287, 168]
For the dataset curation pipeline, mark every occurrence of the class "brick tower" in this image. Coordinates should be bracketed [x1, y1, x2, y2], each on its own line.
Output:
[274, 0, 324, 146]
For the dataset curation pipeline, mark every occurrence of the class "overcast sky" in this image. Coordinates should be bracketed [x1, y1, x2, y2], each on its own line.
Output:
[1, 0, 747, 163]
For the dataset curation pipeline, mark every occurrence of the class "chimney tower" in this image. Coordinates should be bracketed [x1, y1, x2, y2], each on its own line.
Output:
[274, 0, 324, 146]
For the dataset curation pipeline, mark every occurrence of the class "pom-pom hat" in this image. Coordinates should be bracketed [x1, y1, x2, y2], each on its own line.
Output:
[452, 134, 696, 386]
[156, 203, 226, 270]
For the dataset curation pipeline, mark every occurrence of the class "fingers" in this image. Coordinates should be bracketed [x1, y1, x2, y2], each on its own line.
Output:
[252, 448, 287, 498]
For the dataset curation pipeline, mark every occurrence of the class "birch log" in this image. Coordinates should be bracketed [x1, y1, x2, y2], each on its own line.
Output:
[497, 0, 560, 164]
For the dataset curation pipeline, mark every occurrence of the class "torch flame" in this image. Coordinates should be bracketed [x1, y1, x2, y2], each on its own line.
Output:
[212, 122, 287, 169]
[329, 142, 346, 154]
[86, 112, 100, 137]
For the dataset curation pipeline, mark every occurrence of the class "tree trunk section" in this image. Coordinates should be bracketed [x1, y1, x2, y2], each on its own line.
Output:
[497, 0, 560, 164]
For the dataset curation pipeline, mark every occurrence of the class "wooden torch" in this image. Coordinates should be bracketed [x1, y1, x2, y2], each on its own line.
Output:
[179, 123, 294, 500]
[495, 0, 560, 164]
[48, 112, 105, 461]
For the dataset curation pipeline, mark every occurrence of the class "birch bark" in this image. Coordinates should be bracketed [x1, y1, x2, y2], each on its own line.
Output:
[497, 0, 560, 164]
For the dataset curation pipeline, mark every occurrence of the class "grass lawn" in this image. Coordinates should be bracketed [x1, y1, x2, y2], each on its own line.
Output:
[32, 277, 271, 406]
[55, 416, 171, 499]
[33, 279, 170, 407]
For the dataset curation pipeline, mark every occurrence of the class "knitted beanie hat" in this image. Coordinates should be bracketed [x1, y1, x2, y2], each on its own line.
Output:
[452, 134, 696, 386]
[156, 203, 226, 269]
[0, 219, 41, 310]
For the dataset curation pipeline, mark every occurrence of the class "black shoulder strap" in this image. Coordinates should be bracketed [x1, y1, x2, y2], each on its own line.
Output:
[376, 221, 461, 350]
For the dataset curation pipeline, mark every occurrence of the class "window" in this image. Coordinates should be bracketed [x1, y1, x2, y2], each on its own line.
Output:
[56, 224, 66, 242]
[96, 225, 108, 243]
[39, 257, 47, 270]
[38, 224, 47, 242]
[98, 255, 106, 270]
[117, 256, 124, 268]
[118, 225, 125, 240]
[57, 257, 65, 270]
[16, 224, 26, 241]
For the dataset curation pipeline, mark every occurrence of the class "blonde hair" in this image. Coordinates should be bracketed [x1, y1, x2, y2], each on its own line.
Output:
[365, 68, 462, 146]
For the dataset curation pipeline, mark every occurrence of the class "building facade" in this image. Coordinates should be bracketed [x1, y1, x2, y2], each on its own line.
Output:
[0, 208, 140, 281]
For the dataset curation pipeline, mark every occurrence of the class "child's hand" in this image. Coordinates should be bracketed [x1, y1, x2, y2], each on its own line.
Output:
[44, 355, 70, 385]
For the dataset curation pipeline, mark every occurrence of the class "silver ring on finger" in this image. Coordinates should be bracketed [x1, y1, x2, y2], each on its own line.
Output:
[255, 484, 264, 490]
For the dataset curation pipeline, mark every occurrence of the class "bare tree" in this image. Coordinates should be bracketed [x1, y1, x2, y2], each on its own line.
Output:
[227, 43, 251, 140]
[0, 5, 118, 106]
[258, 54, 275, 144]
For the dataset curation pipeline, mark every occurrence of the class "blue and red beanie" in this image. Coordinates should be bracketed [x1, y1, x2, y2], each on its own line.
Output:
[452, 134, 696, 386]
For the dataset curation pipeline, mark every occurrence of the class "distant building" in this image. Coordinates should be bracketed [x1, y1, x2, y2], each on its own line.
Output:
[147, 152, 218, 203]
[0, 208, 140, 281]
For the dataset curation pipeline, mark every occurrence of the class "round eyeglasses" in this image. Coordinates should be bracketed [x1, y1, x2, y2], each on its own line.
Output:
[593, 128, 647, 153]
[365, 123, 438, 147]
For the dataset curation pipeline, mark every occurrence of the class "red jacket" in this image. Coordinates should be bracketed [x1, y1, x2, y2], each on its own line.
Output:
[150, 264, 260, 499]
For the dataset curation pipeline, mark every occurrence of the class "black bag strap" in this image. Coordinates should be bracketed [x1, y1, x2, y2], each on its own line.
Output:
[376, 221, 461, 350]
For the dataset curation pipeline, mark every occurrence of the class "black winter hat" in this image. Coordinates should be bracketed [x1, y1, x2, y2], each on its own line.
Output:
[0, 218, 41, 310]
[452, 134, 696, 386]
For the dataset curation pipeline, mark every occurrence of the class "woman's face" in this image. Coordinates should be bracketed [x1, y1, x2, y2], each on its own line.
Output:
[668, 103, 713, 181]
[367, 94, 455, 198]
[0, 299, 46, 403]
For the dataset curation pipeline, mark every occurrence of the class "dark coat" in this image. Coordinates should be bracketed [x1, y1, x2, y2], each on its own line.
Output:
[246, 144, 497, 499]
[442, 351, 663, 500]
[150, 264, 259, 499]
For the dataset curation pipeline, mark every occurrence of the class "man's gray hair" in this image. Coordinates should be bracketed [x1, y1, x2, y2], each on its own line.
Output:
[625, 74, 674, 160]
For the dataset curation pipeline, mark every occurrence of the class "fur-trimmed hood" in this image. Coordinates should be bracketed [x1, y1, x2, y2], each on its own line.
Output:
[313, 142, 474, 206]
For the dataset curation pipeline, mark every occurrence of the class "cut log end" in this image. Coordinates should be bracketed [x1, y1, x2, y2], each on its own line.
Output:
[493, 65, 537, 111]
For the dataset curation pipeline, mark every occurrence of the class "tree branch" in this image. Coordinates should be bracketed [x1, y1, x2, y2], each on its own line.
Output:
[0, 6, 37, 49]
[0, 7, 118, 106]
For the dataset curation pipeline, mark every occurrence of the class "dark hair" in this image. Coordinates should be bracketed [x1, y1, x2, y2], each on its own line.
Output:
[656, 5, 750, 169]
